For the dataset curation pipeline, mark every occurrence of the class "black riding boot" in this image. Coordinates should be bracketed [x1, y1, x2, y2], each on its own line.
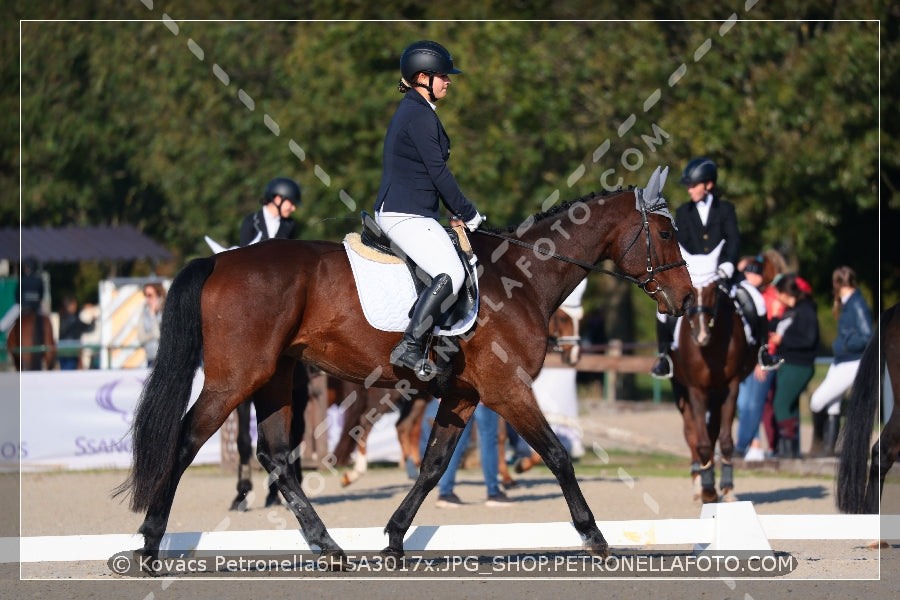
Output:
[736, 287, 782, 371]
[821, 414, 841, 457]
[650, 317, 675, 379]
[390, 273, 455, 378]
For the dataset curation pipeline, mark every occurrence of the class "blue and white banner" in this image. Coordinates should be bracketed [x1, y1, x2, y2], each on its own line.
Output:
[1, 369, 220, 471]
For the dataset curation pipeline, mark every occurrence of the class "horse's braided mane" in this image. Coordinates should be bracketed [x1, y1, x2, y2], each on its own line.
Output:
[483, 186, 633, 235]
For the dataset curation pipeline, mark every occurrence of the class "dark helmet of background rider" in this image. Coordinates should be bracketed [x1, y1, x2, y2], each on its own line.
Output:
[262, 177, 301, 206]
[680, 157, 718, 186]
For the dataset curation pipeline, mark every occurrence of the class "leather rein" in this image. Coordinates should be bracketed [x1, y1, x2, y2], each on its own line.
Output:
[472, 191, 685, 296]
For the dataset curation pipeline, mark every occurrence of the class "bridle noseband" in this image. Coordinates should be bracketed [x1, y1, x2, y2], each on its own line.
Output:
[685, 281, 729, 330]
[548, 309, 581, 353]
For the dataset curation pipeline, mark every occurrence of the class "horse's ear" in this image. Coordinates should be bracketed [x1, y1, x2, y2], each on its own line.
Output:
[643, 166, 661, 202]
[659, 166, 669, 194]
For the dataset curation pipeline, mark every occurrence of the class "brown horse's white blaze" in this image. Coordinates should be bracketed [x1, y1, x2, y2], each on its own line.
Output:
[116, 179, 694, 570]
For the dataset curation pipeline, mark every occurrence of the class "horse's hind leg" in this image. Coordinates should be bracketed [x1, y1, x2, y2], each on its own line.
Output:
[137, 390, 246, 564]
[230, 400, 254, 511]
[254, 357, 345, 562]
[490, 385, 608, 558]
[383, 394, 477, 558]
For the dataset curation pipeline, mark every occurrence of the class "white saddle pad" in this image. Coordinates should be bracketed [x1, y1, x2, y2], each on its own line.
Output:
[342, 234, 479, 337]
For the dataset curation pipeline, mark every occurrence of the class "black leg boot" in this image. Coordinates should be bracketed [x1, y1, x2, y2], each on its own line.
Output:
[821, 414, 841, 458]
[390, 273, 455, 378]
[809, 410, 827, 457]
[650, 317, 675, 379]
[776, 418, 800, 459]
[751, 309, 782, 371]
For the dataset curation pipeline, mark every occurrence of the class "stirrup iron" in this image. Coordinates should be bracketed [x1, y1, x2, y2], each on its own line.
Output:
[650, 353, 673, 380]
[758, 344, 784, 371]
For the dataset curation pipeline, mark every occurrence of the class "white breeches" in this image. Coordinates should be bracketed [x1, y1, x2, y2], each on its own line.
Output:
[809, 359, 861, 415]
[374, 211, 465, 295]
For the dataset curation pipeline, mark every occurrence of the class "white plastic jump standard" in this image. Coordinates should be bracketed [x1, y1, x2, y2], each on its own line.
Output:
[693, 501, 773, 555]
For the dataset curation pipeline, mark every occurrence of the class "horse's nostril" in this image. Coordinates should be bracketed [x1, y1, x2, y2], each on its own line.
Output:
[684, 293, 696, 311]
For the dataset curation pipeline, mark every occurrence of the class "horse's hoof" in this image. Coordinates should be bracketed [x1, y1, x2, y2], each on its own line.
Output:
[133, 548, 161, 577]
[583, 540, 610, 559]
[701, 489, 719, 503]
[867, 540, 890, 550]
[380, 546, 405, 560]
[341, 473, 354, 487]
[264, 491, 282, 508]
[720, 488, 738, 502]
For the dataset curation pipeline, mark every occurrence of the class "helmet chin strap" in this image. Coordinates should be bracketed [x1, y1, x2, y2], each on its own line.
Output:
[413, 73, 437, 102]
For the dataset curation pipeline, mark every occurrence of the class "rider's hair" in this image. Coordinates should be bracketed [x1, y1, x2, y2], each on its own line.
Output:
[831, 265, 857, 316]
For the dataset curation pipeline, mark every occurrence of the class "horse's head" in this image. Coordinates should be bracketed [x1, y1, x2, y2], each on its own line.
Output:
[685, 280, 726, 347]
[548, 305, 582, 365]
[608, 185, 694, 317]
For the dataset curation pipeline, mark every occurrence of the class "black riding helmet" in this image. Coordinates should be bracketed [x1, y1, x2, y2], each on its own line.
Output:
[263, 176, 301, 206]
[680, 157, 718, 186]
[399, 40, 461, 102]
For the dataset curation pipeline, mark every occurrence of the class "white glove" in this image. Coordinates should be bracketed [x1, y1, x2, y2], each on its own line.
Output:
[716, 262, 734, 281]
[464, 213, 485, 232]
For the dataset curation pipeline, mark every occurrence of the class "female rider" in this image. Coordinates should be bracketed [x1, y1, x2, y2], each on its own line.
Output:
[374, 41, 484, 378]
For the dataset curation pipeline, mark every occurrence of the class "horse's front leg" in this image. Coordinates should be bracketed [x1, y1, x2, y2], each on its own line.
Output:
[717, 380, 740, 501]
[382, 394, 477, 558]
[490, 384, 608, 558]
[689, 388, 718, 503]
[677, 391, 703, 501]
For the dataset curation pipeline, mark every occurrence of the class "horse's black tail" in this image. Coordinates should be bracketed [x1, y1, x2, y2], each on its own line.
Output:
[835, 314, 883, 514]
[113, 257, 216, 512]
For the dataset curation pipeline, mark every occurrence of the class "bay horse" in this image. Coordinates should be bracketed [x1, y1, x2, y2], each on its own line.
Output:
[671, 279, 757, 503]
[6, 310, 56, 371]
[837, 303, 900, 515]
[116, 179, 694, 567]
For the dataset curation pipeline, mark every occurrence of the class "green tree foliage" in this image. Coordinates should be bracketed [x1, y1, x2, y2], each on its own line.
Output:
[6, 2, 889, 346]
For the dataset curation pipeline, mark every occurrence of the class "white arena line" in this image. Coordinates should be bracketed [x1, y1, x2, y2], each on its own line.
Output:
[1, 511, 890, 564]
